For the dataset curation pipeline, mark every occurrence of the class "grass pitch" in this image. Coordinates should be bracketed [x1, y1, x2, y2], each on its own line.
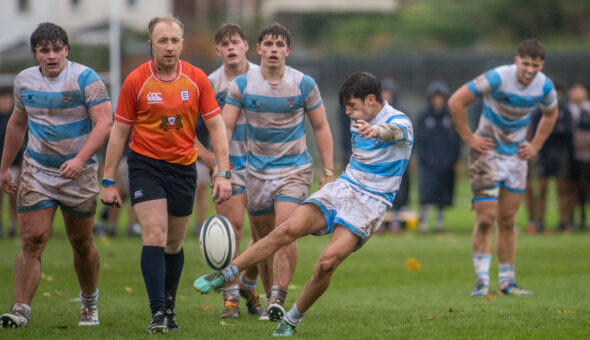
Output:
[0, 178, 589, 338]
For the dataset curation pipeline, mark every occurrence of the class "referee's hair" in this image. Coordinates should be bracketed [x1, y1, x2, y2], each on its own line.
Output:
[339, 72, 383, 107]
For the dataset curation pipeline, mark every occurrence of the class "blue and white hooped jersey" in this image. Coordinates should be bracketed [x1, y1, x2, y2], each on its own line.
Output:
[467, 64, 557, 156]
[340, 103, 413, 206]
[208, 62, 258, 172]
[13, 61, 110, 174]
[226, 66, 323, 180]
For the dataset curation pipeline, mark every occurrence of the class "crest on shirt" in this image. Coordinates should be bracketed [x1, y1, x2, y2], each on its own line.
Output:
[180, 90, 189, 101]
[62, 93, 71, 105]
[288, 98, 295, 108]
[159, 115, 183, 131]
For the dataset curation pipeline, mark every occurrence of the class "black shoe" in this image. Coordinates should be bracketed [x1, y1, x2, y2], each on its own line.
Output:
[148, 310, 168, 334]
[166, 309, 180, 331]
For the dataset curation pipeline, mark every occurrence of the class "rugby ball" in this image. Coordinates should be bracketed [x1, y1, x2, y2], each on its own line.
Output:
[199, 215, 236, 270]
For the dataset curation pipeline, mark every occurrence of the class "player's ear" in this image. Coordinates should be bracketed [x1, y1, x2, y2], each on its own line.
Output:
[244, 40, 249, 52]
[256, 43, 262, 56]
[514, 56, 519, 65]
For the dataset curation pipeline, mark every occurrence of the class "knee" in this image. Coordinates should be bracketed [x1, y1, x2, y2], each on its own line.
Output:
[274, 220, 300, 244]
[476, 212, 495, 231]
[497, 215, 516, 230]
[70, 236, 94, 258]
[315, 255, 338, 279]
[21, 230, 49, 254]
[143, 225, 166, 245]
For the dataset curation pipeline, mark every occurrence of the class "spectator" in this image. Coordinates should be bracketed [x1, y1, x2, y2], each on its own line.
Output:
[416, 80, 461, 233]
[567, 82, 590, 231]
[529, 83, 575, 233]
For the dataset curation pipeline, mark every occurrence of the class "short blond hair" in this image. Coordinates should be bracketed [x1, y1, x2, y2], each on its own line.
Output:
[148, 16, 184, 40]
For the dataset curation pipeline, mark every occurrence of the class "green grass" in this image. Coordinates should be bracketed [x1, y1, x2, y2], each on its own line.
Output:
[1, 177, 589, 338]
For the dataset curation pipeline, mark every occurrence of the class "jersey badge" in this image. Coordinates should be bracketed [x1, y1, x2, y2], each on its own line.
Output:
[159, 115, 184, 131]
[62, 93, 71, 105]
[288, 98, 295, 108]
[180, 90, 189, 101]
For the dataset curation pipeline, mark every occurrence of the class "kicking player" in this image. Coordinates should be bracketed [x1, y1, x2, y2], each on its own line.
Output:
[194, 72, 413, 336]
[0, 22, 112, 328]
[196, 23, 266, 319]
[99, 16, 231, 333]
[207, 23, 334, 321]
[448, 39, 558, 296]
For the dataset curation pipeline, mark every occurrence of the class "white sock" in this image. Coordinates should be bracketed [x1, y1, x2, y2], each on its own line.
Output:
[473, 253, 491, 285]
[498, 263, 515, 289]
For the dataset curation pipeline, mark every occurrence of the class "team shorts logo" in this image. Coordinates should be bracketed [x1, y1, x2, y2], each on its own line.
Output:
[147, 92, 163, 103]
[180, 90, 189, 101]
[159, 115, 184, 131]
[134, 190, 143, 198]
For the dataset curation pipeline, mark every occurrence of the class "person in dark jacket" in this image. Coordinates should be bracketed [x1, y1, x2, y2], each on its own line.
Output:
[529, 83, 575, 233]
[416, 80, 461, 232]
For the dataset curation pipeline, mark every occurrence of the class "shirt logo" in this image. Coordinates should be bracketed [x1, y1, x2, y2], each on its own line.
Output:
[180, 90, 189, 101]
[159, 115, 184, 131]
[62, 93, 71, 105]
[288, 98, 295, 108]
[147, 92, 163, 103]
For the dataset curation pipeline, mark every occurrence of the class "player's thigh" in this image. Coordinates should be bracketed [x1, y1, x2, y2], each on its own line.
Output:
[166, 214, 191, 252]
[497, 188, 523, 226]
[133, 199, 168, 244]
[18, 207, 57, 248]
[62, 209, 95, 244]
[215, 191, 246, 231]
[278, 203, 327, 239]
[250, 210, 276, 237]
[317, 226, 359, 270]
[274, 200, 300, 226]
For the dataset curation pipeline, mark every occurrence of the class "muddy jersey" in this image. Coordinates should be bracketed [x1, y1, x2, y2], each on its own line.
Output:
[208, 62, 258, 174]
[340, 103, 413, 206]
[467, 64, 556, 156]
[13, 61, 109, 173]
[225, 66, 322, 180]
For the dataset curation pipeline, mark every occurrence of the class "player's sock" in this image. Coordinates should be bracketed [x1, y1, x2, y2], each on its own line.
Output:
[473, 253, 491, 285]
[283, 304, 305, 327]
[80, 289, 99, 308]
[164, 248, 184, 310]
[419, 205, 431, 231]
[221, 264, 238, 282]
[240, 273, 257, 291]
[141, 246, 166, 314]
[223, 284, 240, 301]
[498, 263, 515, 290]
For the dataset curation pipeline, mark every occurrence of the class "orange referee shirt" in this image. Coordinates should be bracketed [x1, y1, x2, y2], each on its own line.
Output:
[115, 60, 221, 165]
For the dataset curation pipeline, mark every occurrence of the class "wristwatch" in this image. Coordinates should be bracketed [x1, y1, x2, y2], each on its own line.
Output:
[217, 170, 231, 179]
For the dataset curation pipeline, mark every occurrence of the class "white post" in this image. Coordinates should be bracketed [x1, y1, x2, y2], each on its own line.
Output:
[109, 0, 121, 110]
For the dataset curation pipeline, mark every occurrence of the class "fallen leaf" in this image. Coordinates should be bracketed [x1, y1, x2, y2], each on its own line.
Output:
[178, 295, 185, 300]
[55, 290, 64, 296]
[46, 275, 54, 282]
[219, 321, 233, 326]
[194, 306, 211, 311]
[427, 315, 436, 320]
[42, 292, 51, 297]
[125, 286, 133, 293]
[486, 296, 496, 301]
[103, 262, 111, 269]
[288, 284, 298, 290]
[406, 257, 422, 272]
